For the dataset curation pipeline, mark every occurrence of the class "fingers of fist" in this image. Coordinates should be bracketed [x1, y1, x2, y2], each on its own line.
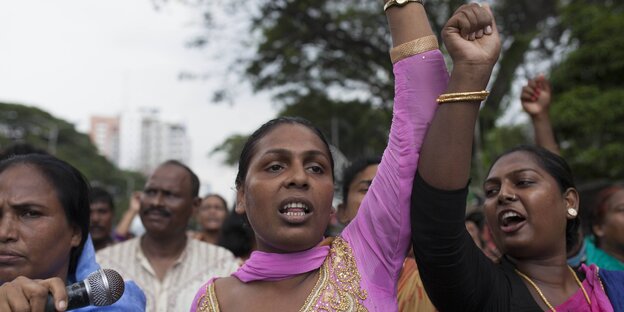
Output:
[451, 3, 494, 41]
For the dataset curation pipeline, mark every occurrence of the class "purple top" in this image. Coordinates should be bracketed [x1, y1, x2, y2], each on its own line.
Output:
[190, 49, 448, 312]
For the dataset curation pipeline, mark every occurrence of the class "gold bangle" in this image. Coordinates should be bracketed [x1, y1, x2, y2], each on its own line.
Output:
[436, 91, 489, 104]
[389, 35, 438, 64]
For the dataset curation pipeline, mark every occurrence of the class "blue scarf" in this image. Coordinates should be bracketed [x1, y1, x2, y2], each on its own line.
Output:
[600, 269, 624, 312]
[72, 236, 146, 311]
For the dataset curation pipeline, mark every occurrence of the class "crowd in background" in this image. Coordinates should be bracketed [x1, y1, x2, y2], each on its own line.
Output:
[0, 1, 622, 312]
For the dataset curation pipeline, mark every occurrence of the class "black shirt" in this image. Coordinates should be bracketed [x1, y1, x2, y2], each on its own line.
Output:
[410, 173, 543, 311]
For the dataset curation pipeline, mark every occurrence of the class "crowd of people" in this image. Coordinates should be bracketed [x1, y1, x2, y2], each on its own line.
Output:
[0, 1, 622, 311]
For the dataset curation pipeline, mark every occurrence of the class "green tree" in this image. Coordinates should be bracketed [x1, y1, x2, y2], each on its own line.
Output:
[210, 0, 561, 165]
[0, 102, 145, 217]
[548, 0, 624, 183]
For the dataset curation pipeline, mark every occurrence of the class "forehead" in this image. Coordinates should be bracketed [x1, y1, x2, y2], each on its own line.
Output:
[0, 164, 54, 191]
[146, 164, 191, 192]
[487, 151, 543, 178]
[350, 165, 378, 187]
[0, 164, 60, 204]
[253, 123, 330, 157]
[90, 201, 112, 211]
[202, 196, 225, 206]
[607, 189, 624, 207]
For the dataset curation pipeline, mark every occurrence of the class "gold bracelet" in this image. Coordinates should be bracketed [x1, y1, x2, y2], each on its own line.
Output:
[436, 91, 490, 104]
[389, 35, 438, 64]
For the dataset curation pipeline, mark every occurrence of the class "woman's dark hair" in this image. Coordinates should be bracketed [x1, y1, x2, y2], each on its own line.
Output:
[235, 117, 335, 189]
[0, 154, 90, 280]
[341, 156, 382, 203]
[218, 209, 255, 259]
[203, 194, 228, 211]
[488, 145, 579, 253]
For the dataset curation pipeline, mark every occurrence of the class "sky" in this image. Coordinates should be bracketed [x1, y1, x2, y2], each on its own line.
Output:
[0, 0, 277, 202]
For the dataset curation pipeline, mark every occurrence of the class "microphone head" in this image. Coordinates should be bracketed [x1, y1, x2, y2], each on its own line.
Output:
[86, 269, 125, 306]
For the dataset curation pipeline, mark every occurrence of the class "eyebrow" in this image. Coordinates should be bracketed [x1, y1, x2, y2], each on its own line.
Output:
[483, 168, 542, 186]
[263, 148, 330, 161]
[357, 179, 373, 187]
[11, 202, 47, 210]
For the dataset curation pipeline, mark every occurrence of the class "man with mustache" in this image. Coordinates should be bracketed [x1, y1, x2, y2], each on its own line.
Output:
[97, 160, 239, 312]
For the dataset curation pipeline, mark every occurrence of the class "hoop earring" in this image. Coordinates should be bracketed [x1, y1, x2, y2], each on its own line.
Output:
[567, 208, 578, 218]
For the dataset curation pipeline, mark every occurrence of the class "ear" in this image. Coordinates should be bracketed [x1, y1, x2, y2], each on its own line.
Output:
[563, 187, 580, 220]
[236, 187, 246, 214]
[192, 196, 202, 212]
[592, 223, 605, 238]
[329, 205, 336, 219]
[335, 203, 347, 225]
[70, 226, 82, 248]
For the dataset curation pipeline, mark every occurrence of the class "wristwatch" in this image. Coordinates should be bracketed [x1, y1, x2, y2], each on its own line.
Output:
[383, 0, 424, 12]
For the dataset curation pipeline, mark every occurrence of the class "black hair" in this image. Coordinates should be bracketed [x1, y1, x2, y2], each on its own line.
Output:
[235, 117, 335, 189]
[89, 186, 115, 212]
[341, 156, 382, 203]
[203, 194, 228, 211]
[0, 143, 48, 161]
[0, 154, 90, 279]
[488, 145, 579, 253]
[161, 160, 200, 197]
[465, 210, 485, 231]
[218, 210, 255, 259]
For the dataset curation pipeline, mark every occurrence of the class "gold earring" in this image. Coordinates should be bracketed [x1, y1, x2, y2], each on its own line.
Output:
[567, 208, 578, 218]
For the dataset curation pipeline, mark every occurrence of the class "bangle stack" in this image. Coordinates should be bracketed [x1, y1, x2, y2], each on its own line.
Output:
[436, 91, 490, 104]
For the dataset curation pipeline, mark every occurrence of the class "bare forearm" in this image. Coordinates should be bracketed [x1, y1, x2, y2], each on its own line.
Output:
[385, 2, 433, 46]
[531, 114, 560, 155]
[418, 67, 491, 190]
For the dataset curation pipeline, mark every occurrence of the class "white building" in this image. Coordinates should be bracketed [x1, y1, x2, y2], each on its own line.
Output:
[92, 107, 191, 174]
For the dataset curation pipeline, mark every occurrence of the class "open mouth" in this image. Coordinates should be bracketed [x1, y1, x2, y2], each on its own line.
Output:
[498, 210, 527, 233]
[279, 202, 310, 216]
[278, 200, 312, 224]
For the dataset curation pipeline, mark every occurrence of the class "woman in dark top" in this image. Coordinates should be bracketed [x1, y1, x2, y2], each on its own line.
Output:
[409, 7, 624, 311]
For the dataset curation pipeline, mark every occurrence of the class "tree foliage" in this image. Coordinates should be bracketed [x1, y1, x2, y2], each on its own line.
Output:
[548, 0, 624, 182]
[0, 102, 145, 215]
[212, 0, 562, 165]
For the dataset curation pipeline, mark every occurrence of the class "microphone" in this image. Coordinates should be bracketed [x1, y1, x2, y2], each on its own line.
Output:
[45, 269, 125, 312]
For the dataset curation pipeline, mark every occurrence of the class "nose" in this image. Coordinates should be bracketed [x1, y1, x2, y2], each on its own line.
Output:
[285, 164, 309, 189]
[0, 213, 18, 243]
[146, 191, 165, 207]
[497, 184, 517, 204]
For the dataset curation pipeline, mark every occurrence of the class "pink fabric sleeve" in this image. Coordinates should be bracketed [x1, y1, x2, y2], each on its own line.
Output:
[189, 278, 217, 312]
[341, 50, 448, 302]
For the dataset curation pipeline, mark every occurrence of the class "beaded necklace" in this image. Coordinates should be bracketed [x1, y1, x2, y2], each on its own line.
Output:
[514, 266, 590, 312]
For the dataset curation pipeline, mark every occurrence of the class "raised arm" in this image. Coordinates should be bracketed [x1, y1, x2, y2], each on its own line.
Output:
[341, 0, 447, 305]
[521, 75, 561, 155]
[410, 5, 504, 311]
[385, 0, 433, 46]
[417, 3, 501, 190]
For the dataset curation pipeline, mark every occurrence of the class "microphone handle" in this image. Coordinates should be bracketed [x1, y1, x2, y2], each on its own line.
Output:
[44, 281, 91, 312]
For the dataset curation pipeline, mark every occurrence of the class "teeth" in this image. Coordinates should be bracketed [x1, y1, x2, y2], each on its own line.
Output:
[283, 202, 310, 213]
[502, 211, 521, 220]
[285, 211, 306, 217]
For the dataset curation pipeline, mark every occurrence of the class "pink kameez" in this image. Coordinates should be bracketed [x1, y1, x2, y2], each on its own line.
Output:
[190, 49, 449, 312]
